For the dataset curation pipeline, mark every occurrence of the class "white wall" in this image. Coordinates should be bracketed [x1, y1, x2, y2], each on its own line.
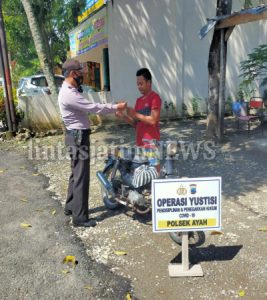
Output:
[108, 0, 182, 115]
[19, 94, 62, 130]
[182, 0, 215, 114]
[19, 91, 119, 129]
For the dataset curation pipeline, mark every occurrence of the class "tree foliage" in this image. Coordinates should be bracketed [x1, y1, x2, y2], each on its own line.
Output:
[2, 0, 85, 84]
[29, 0, 86, 65]
[21, 0, 59, 95]
[240, 44, 267, 87]
[0, 86, 22, 128]
[243, 0, 267, 8]
[2, 0, 39, 81]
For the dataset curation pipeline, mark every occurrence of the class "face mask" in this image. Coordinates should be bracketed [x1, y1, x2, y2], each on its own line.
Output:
[77, 85, 83, 93]
[74, 76, 83, 93]
[74, 75, 83, 87]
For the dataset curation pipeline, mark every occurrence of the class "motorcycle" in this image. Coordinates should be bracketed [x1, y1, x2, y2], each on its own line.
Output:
[96, 139, 205, 246]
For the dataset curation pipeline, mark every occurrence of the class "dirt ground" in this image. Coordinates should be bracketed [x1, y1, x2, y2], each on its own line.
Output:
[1, 117, 267, 300]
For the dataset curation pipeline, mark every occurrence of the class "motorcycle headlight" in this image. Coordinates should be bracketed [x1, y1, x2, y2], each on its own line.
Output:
[166, 142, 177, 156]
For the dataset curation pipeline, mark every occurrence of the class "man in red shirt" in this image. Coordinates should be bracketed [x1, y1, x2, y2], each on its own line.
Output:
[117, 68, 161, 146]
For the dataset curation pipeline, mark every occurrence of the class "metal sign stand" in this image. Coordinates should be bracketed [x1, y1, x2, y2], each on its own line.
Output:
[168, 232, 203, 277]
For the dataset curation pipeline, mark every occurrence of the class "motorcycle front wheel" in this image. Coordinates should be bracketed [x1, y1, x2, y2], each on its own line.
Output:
[169, 231, 205, 247]
[101, 167, 121, 210]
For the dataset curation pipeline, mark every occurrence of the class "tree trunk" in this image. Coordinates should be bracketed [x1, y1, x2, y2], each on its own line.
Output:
[21, 0, 58, 96]
[39, 24, 53, 69]
[207, 0, 232, 140]
[0, 0, 16, 132]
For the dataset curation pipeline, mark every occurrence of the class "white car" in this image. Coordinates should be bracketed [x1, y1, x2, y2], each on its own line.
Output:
[17, 74, 64, 98]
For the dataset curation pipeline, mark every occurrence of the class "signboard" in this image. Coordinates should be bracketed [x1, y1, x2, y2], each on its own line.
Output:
[152, 177, 221, 233]
[78, 0, 107, 23]
[69, 9, 108, 58]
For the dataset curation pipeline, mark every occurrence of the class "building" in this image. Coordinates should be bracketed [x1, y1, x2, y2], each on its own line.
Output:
[69, 0, 267, 118]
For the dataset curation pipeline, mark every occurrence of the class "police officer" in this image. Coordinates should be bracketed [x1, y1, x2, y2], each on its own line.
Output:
[58, 59, 126, 227]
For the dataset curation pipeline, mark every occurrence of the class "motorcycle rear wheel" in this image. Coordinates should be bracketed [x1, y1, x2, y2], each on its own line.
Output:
[169, 231, 205, 246]
[101, 167, 120, 209]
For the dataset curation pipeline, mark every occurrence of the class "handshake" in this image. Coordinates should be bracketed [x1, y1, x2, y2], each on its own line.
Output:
[116, 101, 127, 111]
[115, 104, 136, 120]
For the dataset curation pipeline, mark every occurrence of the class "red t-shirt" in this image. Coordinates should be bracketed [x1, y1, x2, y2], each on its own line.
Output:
[135, 91, 161, 146]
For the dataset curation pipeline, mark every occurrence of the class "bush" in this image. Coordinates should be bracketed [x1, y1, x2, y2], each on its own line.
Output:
[0, 86, 23, 129]
[0, 87, 7, 128]
[240, 44, 267, 88]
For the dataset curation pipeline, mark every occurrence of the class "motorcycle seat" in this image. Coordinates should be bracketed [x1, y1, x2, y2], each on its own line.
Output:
[132, 155, 149, 164]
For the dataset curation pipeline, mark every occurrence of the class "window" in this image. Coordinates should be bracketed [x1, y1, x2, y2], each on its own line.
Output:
[87, 62, 101, 91]
[31, 77, 47, 87]
[55, 76, 64, 88]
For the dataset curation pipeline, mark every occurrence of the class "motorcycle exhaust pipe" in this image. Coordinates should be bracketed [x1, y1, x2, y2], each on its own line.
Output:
[96, 171, 114, 195]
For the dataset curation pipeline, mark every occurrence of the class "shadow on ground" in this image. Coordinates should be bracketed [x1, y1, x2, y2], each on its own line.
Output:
[171, 244, 243, 264]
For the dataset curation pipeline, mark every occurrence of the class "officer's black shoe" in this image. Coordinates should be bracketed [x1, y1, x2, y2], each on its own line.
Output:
[72, 219, 97, 227]
[64, 209, 72, 216]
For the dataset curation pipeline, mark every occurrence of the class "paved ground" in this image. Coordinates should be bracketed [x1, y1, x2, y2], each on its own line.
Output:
[0, 117, 267, 300]
[0, 150, 132, 300]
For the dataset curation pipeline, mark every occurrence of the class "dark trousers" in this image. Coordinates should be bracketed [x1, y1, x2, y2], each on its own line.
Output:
[65, 129, 90, 223]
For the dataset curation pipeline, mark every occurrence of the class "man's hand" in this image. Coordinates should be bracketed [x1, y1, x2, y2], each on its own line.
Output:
[115, 111, 124, 118]
[115, 107, 136, 127]
[127, 107, 137, 119]
[116, 102, 127, 111]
